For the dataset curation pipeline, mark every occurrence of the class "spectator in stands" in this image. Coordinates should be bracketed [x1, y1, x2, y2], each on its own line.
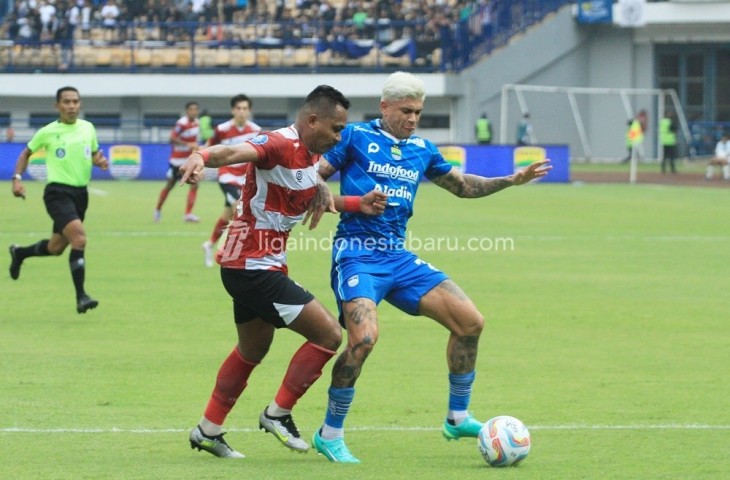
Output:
[273, 0, 285, 21]
[80, 0, 92, 39]
[38, 0, 56, 40]
[705, 132, 730, 181]
[100, 0, 120, 42]
[66, 0, 81, 38]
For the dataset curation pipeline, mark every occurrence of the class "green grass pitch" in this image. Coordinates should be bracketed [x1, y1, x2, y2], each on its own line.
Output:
[1, 179, 728, 479]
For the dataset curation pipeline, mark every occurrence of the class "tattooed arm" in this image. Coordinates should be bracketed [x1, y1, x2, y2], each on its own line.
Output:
[430, 160, 552, 198]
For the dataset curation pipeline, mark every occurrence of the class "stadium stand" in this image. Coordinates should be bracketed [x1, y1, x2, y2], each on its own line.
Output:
[0, 0, 572, 74]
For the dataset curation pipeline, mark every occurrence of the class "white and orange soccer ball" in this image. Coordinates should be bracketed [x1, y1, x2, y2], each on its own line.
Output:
[477, 415, 531, 467]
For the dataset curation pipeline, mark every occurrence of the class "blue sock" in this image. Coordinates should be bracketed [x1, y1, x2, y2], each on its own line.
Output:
[323, 387, 355, 431]
[448, 371, 476, 419]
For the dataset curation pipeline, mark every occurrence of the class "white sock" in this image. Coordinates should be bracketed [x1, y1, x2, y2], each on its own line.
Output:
[199, 417, 222, 437]
[320, 424, 344, 440]
[266, 401, 291, 418]
[706, 165, 715, 178]
[723, 165, 730, 179]
[448, 409, 469, 425]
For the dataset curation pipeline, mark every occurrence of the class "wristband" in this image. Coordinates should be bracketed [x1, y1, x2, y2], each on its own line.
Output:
[198, 149, 211, 165]
[343, 196, 361, 213]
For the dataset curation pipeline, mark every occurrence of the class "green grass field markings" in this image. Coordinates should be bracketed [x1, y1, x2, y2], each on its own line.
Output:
[3, 424, 729, 434]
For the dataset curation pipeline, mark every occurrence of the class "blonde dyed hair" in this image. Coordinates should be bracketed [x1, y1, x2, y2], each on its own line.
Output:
[381, 71, 426, 102]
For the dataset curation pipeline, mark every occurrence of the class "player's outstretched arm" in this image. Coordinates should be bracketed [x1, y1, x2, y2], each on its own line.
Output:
[431, 160, 551, 198]
[511, 159, 552, 185]
[179, 143, 258, 185]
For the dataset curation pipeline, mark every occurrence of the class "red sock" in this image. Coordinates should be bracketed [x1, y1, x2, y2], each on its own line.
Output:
[274, 342, 336, 410]
[204, 347, 259, 425]
[186, 187, 198, 215]
[156, 188, 170, 210]
[209, 218, 229, 244]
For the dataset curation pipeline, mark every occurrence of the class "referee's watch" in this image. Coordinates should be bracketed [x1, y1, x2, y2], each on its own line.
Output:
[11, 174, 22, 181]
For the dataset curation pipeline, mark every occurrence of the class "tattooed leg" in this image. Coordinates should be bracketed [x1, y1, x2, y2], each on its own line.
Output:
[419, 280, 484, 374]
[331, 297, 379, 388]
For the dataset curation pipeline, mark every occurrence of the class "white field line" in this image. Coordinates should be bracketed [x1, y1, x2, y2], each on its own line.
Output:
[1, 424, 729, 434]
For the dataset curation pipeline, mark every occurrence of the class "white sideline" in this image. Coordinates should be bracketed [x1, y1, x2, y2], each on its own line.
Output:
[1, 424, 729, 434]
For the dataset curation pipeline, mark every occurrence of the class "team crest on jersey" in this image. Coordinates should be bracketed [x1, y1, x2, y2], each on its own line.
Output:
[390, 145, 402, 161]
[55, 148, 66, 158]
[347, 275, 359, 287]
[250, 134, 269, 145]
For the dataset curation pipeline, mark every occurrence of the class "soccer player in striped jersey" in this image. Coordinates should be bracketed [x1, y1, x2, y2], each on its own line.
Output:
[201, 94, 262, 267]
[308, 72, 551, 463]
[154, 101, 201, 223]
[178, 85, 388, 459]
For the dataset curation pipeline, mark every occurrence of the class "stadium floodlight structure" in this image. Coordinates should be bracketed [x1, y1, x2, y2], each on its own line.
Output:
[499, 84, 692, 183]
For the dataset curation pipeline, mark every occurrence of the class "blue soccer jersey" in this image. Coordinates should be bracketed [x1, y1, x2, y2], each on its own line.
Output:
[324, 119, 452, 245]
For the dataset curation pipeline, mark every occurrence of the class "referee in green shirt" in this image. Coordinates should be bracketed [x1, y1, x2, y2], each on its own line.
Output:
[9, 86, 108, 314]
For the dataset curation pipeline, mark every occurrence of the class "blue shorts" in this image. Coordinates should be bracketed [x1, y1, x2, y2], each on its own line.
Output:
[330, 244, 448, 322]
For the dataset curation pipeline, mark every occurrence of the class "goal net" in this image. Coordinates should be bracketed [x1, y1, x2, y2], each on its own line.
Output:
[498, 84, 691, 172]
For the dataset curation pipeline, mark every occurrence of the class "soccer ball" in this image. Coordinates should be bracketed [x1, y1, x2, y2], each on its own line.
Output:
[477, 415, 531, 467]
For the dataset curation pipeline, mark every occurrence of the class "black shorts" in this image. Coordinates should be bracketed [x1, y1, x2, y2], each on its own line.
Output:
[220, 268, 315, 329]
[167, 164, 182, 180]
[219, 182, 241, 207]
[43, 183, 88, 234]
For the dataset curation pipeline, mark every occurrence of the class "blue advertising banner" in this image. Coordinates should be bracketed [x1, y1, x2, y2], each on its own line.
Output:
[437, 144, 570, 183]
[576, 0, 613, 24]
[0, 142, 570, 183]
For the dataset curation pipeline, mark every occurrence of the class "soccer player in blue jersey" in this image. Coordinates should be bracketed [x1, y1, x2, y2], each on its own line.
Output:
[309, 71, 551, 463]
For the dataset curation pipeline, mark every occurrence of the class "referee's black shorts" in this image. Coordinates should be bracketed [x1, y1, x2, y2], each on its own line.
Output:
[43, 183, 88, 234]
[220, 268, 315, 329]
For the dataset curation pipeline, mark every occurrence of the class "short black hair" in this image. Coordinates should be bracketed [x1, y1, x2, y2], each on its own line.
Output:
[185, 101, 199, 110]
[230, 94, 252, 108]
[303, 85, 350, 114]
[56, 86, 79, 102]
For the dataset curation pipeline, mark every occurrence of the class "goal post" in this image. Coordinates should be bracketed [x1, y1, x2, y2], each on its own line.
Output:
[499, 84, 691, 169]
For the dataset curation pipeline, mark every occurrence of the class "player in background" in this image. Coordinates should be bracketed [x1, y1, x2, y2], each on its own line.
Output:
[201, 94, 262, 267]
[178, 85, 388, 459]
[8, 86, 108, 314]
[307, 71, 551, 463]
[154, 101, 201, 223]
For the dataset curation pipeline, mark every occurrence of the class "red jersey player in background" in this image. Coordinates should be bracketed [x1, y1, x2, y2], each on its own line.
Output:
[178, 85, 388, 459]
[201, 94, 261, 267]
[154, 101, 201, 223]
